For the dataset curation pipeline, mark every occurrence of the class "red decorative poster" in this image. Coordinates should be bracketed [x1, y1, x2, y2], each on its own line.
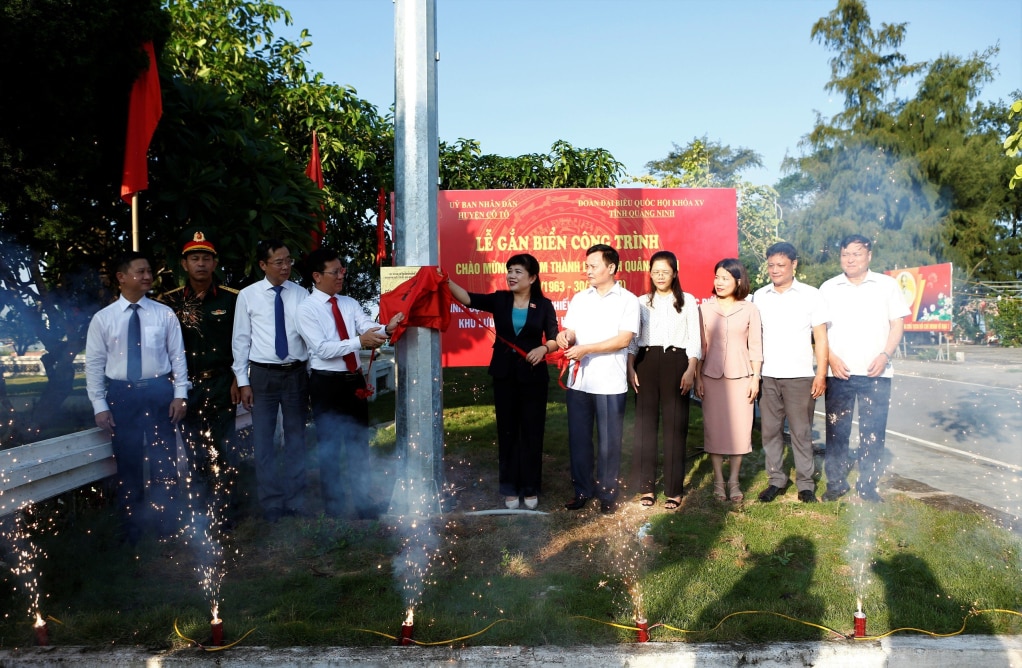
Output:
[439, 188, 737, 367]
[884, 262, 953, 332]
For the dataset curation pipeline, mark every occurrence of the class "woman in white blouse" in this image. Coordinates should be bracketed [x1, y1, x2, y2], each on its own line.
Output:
[627, 251, 701, 510]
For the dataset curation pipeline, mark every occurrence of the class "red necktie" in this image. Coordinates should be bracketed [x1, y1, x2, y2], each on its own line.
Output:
[328, 296, 358, 372]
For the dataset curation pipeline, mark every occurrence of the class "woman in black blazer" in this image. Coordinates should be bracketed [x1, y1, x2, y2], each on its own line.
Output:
[448, 254, 559, 510]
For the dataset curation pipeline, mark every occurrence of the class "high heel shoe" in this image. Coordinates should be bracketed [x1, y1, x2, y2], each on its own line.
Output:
[713, 482, 727, 502]
[505, 496, 520, 509]
[524, 496, 538, 510]
[729, 482, 744, 503]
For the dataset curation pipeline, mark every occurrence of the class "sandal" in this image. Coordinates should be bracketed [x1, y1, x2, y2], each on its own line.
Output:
[640, 494, 656, 507]
[729, 483, 744, 503]
[664, 497, 681, 510]
[713, 482, 727, 502]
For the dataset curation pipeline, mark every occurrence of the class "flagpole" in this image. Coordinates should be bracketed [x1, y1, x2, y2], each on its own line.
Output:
[131, 193, 140, 251]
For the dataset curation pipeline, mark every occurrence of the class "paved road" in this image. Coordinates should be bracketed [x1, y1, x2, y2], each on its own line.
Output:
[812, 345, 1022, 526]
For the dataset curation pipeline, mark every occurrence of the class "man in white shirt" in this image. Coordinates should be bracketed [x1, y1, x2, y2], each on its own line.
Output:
[297, 248, 403, 519]
[819, 234, 909, 503]
[85, 251, 188, 543]
[556, 244, 639, 514]
[752, 242, 829, 504]
[232, 239, 309, 523]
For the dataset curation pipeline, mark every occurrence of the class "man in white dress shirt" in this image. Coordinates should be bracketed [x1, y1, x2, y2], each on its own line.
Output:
[297, 248, 403, 519]
[820, 234, 909, 503]
[232, 239, 309, 523]
[556, 244, 639, 515]
[752, 242, 829, 504]
[85, 251, 188, 543]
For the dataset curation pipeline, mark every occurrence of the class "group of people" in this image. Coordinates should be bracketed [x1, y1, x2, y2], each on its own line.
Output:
[451, 234, 907, 514]
[86, 230, 906, 541]
[86, 234, 402, 543]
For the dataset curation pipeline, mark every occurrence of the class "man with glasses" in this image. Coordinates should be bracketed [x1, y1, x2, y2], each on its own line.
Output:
[297, 248, 403, 519]
[819, 234, 908, 503]
[85, 251, 189, 544]
[232, 239, 309, 522]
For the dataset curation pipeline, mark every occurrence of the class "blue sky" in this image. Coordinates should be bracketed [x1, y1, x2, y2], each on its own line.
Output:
[277, 0, 1021, 186]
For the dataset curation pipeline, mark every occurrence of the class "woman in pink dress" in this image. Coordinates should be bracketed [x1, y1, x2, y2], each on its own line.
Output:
[696, 258, 763, 502]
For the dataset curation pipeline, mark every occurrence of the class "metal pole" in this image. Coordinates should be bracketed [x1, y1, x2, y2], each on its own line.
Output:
[390, 0, 444, 515]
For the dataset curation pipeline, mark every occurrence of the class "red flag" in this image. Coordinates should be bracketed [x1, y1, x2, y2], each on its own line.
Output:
[306, 131, 327, 249]
[376, 187, 387, 265]
[121, 41, 163, 204]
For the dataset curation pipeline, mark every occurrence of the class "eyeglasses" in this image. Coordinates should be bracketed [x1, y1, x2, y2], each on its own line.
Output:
[650, 271, 673, 278]
[267, 257, 294, 267]
[321, 268, 345, 276]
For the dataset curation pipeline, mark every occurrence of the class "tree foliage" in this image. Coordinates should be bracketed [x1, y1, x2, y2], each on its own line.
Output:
[439, 139, 625, 190]
[783, 0, 1021, 283]
[162, 0, 393, 291]
[0, 0, 168, 415]
[638, 138, 781, 285]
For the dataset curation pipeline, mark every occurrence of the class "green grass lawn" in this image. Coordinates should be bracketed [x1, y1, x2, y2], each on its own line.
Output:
[0, 368, 1020, 649]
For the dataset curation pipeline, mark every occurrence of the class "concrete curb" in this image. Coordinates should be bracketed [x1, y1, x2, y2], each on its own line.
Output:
[2, 636, 1022, 667]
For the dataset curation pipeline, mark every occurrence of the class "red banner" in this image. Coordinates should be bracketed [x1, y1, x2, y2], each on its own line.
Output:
[884, 262, 953, 332]
[439, 188, 737, 367]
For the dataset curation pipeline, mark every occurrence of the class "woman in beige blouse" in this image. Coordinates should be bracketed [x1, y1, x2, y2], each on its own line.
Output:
[696, 258, 763, 503]
[627, 251, 700, 510]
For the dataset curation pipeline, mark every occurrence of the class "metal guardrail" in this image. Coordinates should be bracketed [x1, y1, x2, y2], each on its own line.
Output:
[0, 355, 395, 517]
[0, 428, 116, 516]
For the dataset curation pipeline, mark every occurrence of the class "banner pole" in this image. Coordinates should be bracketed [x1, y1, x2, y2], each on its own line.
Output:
[131, 193, 140, 251]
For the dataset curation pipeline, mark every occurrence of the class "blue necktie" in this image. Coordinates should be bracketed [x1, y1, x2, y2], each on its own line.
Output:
[272, 285, 288, 360]
[127, 303, 142, 380]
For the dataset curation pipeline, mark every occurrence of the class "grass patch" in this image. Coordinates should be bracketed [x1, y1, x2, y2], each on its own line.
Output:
[1, 368, 1020, 648]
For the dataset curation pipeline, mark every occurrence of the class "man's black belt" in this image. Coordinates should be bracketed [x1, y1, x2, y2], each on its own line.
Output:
[250, 360, 306, 371]
[310, 368, 362, 378]
[641, 345, 685, 352]
[107, 373, 172, 389]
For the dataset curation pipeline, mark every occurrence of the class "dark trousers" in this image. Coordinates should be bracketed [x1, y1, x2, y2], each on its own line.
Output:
[493, 376, 549, 498]
[761, 376, 817, 493]
[309, 369, 371, 517]
[250, 364, 308, 516]
[566, 389, 626, 503]
[631, 347, 691, 499]
[825, 375, 892, 495]
[106, 376, 177, 537]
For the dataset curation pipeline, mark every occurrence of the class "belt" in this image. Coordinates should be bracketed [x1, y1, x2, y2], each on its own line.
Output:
[190, 367, 232, 381]
[107, 373, 172, 389]
[641, 345, 685, 352]
[310, 369, 362, 378]
[250, 360, 306, 371]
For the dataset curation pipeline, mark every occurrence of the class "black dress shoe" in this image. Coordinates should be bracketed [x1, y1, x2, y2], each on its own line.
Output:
[564, 496, 590, 510]
[599, 500, 617, 515]
[758, 484, 785, 502]
[798, 490, 818, 503]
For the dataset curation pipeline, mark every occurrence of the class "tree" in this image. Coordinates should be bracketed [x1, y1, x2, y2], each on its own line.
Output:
[782, 0, 1018, 282]
[0, 0, 168, 418]
[638, 138, 781, 284]
[439, 139, 625, 190]
[1005, 99, 1022, 190]
[162, 0, 394, 296]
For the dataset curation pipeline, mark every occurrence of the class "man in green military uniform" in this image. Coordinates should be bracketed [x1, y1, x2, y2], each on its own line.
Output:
[161, 232, 240, 500]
